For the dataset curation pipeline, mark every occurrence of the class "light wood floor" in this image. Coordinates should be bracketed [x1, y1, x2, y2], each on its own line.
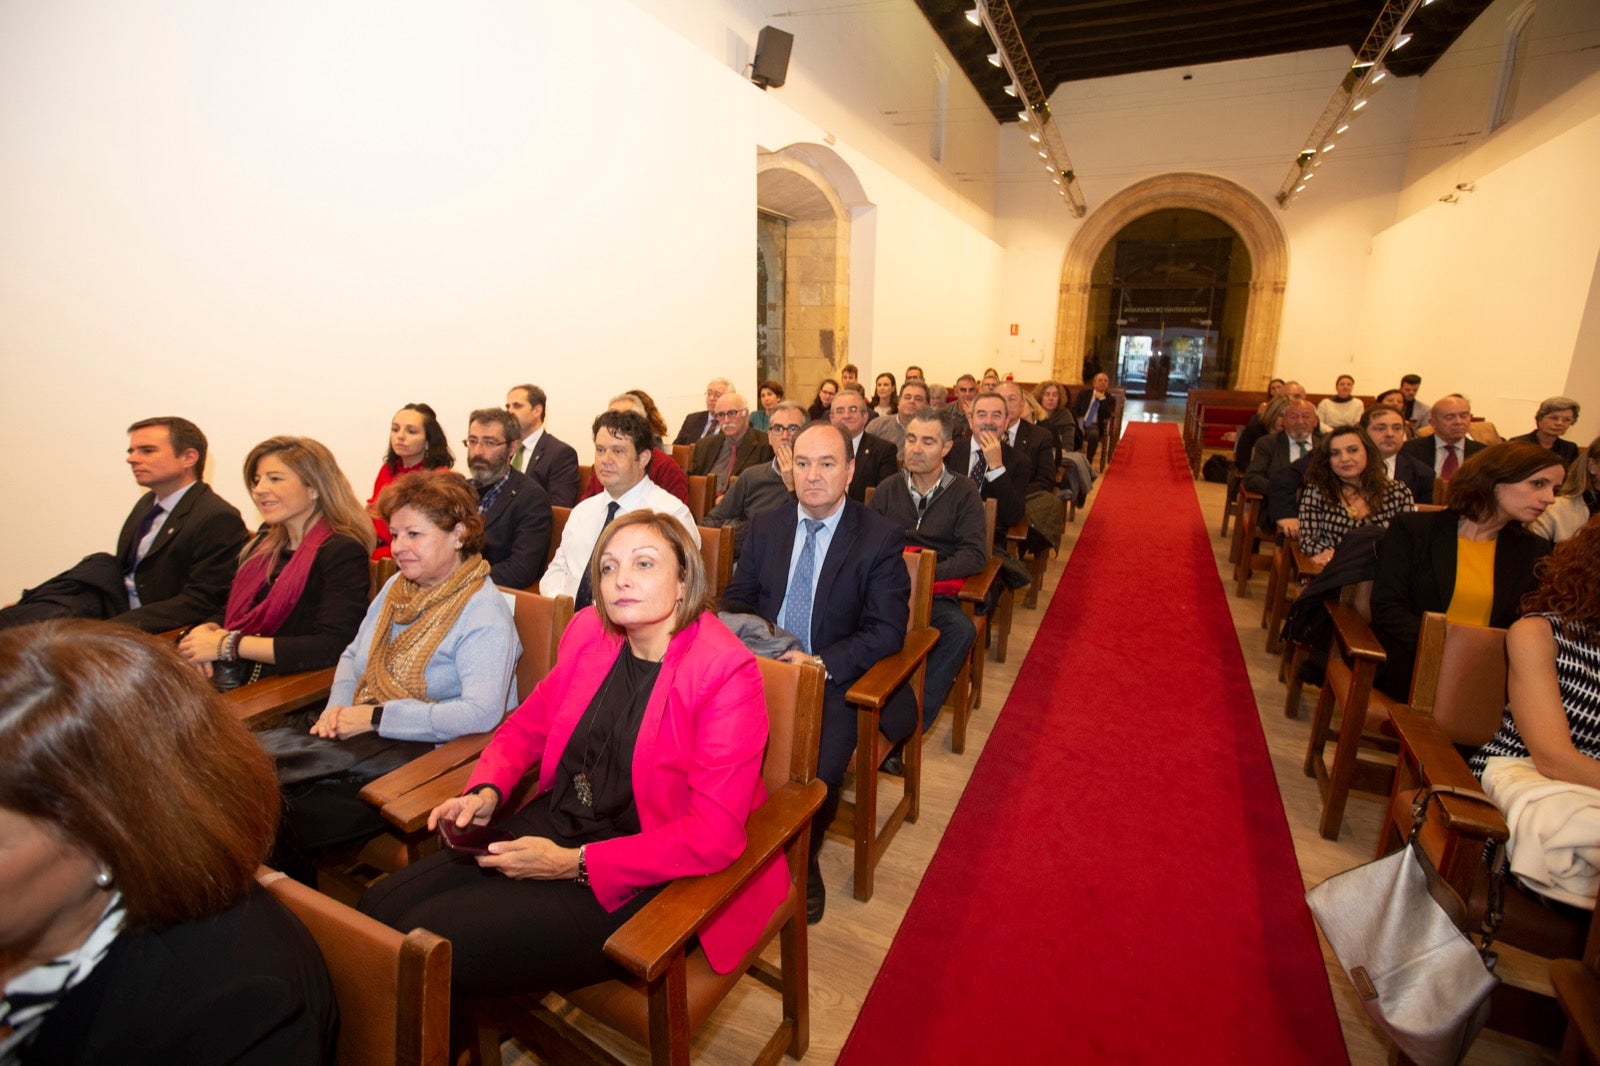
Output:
[505, 450, 1561, 1065]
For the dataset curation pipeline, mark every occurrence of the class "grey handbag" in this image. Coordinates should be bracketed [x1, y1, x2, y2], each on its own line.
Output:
[1305, 786, 1505, 1066]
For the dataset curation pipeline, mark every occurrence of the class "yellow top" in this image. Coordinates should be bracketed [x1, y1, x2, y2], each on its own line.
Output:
[1445, 538, 1497, 627]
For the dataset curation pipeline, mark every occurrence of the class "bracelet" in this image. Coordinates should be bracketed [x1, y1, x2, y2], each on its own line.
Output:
[225, 630, 243, 663]
[575, 845, 589, 886]
[214, 631, 228, 662]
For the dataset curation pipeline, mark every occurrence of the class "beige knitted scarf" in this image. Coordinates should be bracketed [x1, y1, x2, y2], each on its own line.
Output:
[355, 555, 492, 705]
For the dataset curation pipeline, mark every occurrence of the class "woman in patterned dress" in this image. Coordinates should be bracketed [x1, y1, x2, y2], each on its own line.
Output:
[1296, 425, 1415, 565]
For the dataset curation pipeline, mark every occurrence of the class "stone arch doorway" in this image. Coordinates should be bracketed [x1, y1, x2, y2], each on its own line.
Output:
[1054, 173, 1287, 390]
[756, 144, 870, 406]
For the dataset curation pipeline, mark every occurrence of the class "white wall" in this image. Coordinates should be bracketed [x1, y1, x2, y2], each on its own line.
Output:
[0, 0, 1006, 598]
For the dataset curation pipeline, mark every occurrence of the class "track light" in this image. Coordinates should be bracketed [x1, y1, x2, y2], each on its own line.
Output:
[1352, 98, 1368, 112]
[1352, 59, 1374, 70]
[1003, 84, 1017, 97]
[1028, 131, 1041, 143]
[988, 52, 1002, 67]
[1322, 142, 1336, 152]
[1335, 123, 1350, 134]
[1018, 110, 1030, 122]
[1393, 33, 1412, 50]
[1371, 69, 1388, 85]
[1038, 149, 1049, 159]
[1295, 184, 1307, 193]
[964, 7, 981, 25]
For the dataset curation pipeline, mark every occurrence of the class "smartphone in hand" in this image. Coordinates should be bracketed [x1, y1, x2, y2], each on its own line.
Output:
[439, 821, 512, 856]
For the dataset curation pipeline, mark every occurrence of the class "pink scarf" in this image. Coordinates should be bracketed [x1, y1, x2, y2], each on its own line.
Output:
[224, 519, 335, 635]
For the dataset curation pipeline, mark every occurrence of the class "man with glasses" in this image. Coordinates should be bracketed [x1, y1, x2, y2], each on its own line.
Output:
[831, 389, 899, 501]
[867, 379, 929, 459]
[703, 401, 807, 558]
[689, 390, 772, 496]
[465, 407, 552, 590]
[673, 376, 732, 445]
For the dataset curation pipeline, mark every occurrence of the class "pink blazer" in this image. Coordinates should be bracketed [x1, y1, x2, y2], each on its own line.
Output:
[468, 609, 788, 974]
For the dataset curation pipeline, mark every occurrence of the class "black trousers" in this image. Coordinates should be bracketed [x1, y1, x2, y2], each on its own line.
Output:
[359, 800, 661, 994]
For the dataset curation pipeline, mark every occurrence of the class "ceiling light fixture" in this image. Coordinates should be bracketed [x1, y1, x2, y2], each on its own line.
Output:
[964, 7, 981, 26]
[1352, 98, 1368, 111]
[1028, 131, 1041, 143]
[988, 52, 1002, 67]
[1335, 123, 1350, 134]
[1392, 33, 1413, 49]
[1371, 69, 1388, 84]
[1003, 84, 1017, 96]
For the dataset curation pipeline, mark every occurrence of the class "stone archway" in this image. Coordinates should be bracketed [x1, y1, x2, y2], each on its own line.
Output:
[757, 144, 867, 404]
[1054, 173, 1287, 389]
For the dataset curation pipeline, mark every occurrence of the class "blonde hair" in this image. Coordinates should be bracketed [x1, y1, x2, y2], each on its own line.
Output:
[588, 511, 710, 639]
[241, 436, 376, 560]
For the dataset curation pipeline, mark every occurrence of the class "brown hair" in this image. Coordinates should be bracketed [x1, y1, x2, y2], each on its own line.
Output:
[1302, 426, 1390, 510]
[1524, 521, 1600, 628]
[588, 510, 710, 639]
[0, 621, 279, 932]
[627, 389, 671, 439]
[1446, 442, 1569, 523]
[1033, 379, 1068, 410]
[1558, 434, 1600, 497]
[376, 470, 485, 555]
[242, 436, 376, 561]
[126, 416, 208, 478]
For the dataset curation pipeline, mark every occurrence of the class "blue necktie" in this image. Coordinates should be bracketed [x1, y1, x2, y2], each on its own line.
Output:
[124, 503, 165, 575]
[783, 519, 824, 653]
[574, 501, 620, 610]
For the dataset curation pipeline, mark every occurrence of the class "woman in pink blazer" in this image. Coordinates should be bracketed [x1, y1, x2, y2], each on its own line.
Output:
[360, 511, 786, 992]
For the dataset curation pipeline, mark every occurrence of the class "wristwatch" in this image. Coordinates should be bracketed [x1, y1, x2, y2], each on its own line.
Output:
[575, 845, 590, 886]
[370, 704, 384, 730]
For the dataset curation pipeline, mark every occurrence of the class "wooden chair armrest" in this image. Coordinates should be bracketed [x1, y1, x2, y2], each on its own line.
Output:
[360, 732, 492, 809]
[1288, 541, 1323, 579]
[378, 762, 479, 833]
[223, 667, 337, 729]
[958, 558, 1003, 606]
[1326, 602, 1386, 662]
[844, 628, 939, 710]
[1004, 518, 1028, 544]
[1387, 704, 1508, 841]
[603, 779, 826, 981]
[1240, 489, 1263, 502]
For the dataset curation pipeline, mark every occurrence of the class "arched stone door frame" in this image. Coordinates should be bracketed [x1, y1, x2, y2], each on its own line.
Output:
[1053, 172, 1288, 389]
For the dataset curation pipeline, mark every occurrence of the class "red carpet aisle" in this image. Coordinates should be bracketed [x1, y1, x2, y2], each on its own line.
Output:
[839, 423, 1346, 1063]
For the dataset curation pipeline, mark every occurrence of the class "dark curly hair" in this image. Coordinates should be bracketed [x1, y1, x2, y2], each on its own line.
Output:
[1524, 520, 1600, 628]
[384, 402, 455, 472]
[1302, 426, 1389, 510]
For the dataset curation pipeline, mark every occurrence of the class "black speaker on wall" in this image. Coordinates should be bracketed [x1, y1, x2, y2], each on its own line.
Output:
[751, 26, 793, 90]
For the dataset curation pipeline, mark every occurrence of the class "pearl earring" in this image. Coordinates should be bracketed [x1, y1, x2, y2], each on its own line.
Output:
[95, 869, 114, 888]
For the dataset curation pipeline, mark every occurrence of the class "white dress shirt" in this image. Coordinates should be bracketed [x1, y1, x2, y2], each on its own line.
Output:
[539, 476, 700, 599]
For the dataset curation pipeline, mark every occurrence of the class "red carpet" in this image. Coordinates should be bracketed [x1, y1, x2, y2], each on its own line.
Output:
[839, 423, 1347, 1063]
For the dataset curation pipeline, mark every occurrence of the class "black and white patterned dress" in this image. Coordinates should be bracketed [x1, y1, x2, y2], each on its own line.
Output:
[1296, 479, 1414, 557]
[1470, 613, 1600, 775]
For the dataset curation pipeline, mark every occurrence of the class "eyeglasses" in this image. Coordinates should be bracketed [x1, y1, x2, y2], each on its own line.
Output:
[832, 404, 866, 416]
[768, 423, 804, 436]
[462, 437, 508, 449]
[714, 409, 749, 420]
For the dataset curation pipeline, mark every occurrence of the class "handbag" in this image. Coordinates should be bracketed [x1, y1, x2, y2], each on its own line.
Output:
[1305, 786, 1506, 1066]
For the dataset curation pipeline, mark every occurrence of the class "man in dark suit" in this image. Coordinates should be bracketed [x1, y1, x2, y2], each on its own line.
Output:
[1364, 402, 1435, 504]
[0, 417, 246, 632]
[723, 421, 913, 924]
[1072, 372, 1117, 464]
[1246, 399, 1321, 531]
[1400, 393, 1486, 480]
[830, 389, 898, 501]
[948, 391, 1027, 533]
[671, 376, 730, 445]
[506, 383, 580, 506]
[997, 382, 1057, 495]
[466, 408, 552, 590]
[688, 390, 772, 495]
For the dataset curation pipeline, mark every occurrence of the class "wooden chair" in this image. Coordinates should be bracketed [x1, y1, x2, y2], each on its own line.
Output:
[546, 506, 571, 571]
[1433, 476, 1449, 507]
[1219, 467, 1243, 539]
[1233, 491, 1274, 596]
[948, 498, 1002, 754]
[1280, 573, 1363, 721]
[697, 523, 733, 598]
[831, 549, 939, 901]
[1552, 889, 1600, 1064]
[467, 656, 828, 1066]
[686, 474, 716, 522]
[671, 444, 693, 475]
[1262, 536, 1318, 655]
[578, 464, 593, 490]
[258, 868, 451, 1066]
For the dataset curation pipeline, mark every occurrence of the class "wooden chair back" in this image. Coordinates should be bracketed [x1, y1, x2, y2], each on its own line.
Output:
[577, 464, 593, 490]
[1408, 612, 1509, 747]
[697, 524, 734, 598]
[756, 655, 825, 795]
[546, 506, 571, 570]
[686, 474, 716, 522]
[671, 444, 693, 475]
[906, 548, 934, 630]
[369, 558, 398, 600]
[258, 868, 451, 1066]
[1433, 477, 1449, 507]
[503, 588, 574, 702]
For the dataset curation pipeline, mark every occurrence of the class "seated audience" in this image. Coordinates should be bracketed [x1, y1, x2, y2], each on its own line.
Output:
[625, 387, 671, 449]
[1470, 521, 1600, 788]
[807, 378, 840, 422]
[1399, 373, 1430, 432]
[998, 381, 1057, 495]
[268, 471, 519, 884]
[1034, 379, 1079, 457]
[1073, 372, 1116, 465]
[1371, 443, 1563, 699]
[832, 389, 899, 502]
[1531, 434, 1600, 543]
[464, 408, 552, 589]
[1248, 398, 1320, 532]
[580, 394, 690, 504]
[871, 372, 898, 420]
[750, 379, 784, 431]
[1234, 394, 1287, 477]
[0, 620, 336, 1062]
[950, 374, 980, 422]
[368, 403, 454, 559]
[904, 364, 946, 406]
[840, 363, 860, 389]
[1294, 427, 1414, 565]
[0, 417, 246, 633]
[362, 512, 787, 991]
[1400, 393, 1484, 479]
[951, 391, 1027, 533]
[867, 378, 929, 458]
[1363, 402, 1435, 504]
[545, 411, 698, 608]
[1314, 374, 1364, 433]
[506, 384, 580, 507]
[689, 390, 772, 495]
[178, 436, 374, 688]
[1510, 396, 1581, 468]
[980, 368, 1001, 390]
[702, 401, 805, 557]
[672, 377, 729, 445]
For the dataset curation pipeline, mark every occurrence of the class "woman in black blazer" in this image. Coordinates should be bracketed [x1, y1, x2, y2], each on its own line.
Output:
[1509, 395, 1581, 469]
[1371, 442, 1567, 698]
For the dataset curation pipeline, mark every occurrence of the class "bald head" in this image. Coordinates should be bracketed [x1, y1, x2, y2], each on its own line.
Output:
[1283, 400, 1317, 440]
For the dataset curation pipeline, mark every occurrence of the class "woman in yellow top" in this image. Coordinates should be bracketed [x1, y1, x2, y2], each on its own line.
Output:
[1370, 442, 1565, 699]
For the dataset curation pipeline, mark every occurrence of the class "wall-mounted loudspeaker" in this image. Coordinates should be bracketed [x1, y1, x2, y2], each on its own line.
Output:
[751, 27, 793, 90]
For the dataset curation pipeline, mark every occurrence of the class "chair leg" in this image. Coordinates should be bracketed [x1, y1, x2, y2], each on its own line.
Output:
[778, 877, 810, 1059]
[645, 955, 692, 1066]
[851, 705, 878, 902]
[1282, 644, 1307, 719]
[1304, 679, 1336, 779]
[1314, 663, 1377, 841]
[1259, 549, 1281, 629]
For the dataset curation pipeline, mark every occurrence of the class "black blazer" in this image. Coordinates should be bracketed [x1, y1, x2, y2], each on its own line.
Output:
[480, 467, 553, 590]
[947, 434, 1027, 530]
[1392, 451, 1438, 505]
[211, 531, 371, 674]
[1071, 388, 1115, 429]
[24, 884, 337, 1065]
[1011, 420, 1058, 495]
[672, 410, 715, 446]
[1399, 435, 1485, 475]
[519, 431, 580, 508]
[1370, 509, 1552, 698]
[689, 427, 773, 483]
[110, 482, 248, 633]
[1245, 432, 1321, 529]
[1509, 430, 1579, 468]
[847, 431, 900, 502]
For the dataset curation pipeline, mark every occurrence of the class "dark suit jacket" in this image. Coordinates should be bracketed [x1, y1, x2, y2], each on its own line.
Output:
[1370, 509, 1552, 698]
[1071, 388, 1115, 429]
[1399, 435, 1485, 476]
[848, 431, 900, 502]
[1245, 431, 1320, 528]
[1010, 421, 1058, 495]
[480, 468, 553, 590]
[689, 427, 773, 484]
[1392, 451, 1437, 505]
[947, 434, 1027, 530]
[109, 481, 248, 632]
[519, 430, 580, 507]
[1509, 430, 1579, 468]
[24, 884, 337, 1065]
[208, 531, 370, 674]
[673, 410, 716, 446]
[1266, 453, 1310, 527]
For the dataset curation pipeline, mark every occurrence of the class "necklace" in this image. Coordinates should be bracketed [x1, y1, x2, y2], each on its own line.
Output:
[572, 649, 658, 808]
